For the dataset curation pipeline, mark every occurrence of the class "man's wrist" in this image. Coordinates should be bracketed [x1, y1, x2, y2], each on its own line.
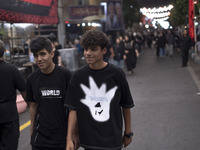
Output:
[124, 131, 134, 138]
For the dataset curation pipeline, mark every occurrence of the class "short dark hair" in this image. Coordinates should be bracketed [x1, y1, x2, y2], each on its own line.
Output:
[30, 36, 53, 55]
[80, 30, 108, 50]
[0, 40, 5, 57]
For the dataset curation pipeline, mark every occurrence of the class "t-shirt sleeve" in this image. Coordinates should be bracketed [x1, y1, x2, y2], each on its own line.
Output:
[65, 76, 76, 110]
[13, 66, 25, 92]
[120, 73, 134, 108]
[25, 76, 35, 102]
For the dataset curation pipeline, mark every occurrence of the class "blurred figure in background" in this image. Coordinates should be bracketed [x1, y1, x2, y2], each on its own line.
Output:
[23, 39, 29, 55]
[157, 32, 167, 58]
[123, 35, 139, 75]
[166, 29, 175, 57]
[52, 40, 62, 66]
[103, 35, 115, 63]
[113, 37, 124, 68]
[178, 29, 193, 67]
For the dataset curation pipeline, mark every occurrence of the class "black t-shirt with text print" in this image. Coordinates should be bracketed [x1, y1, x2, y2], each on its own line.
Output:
[65, 63, 134, 150]
[26, 66, 71, 148]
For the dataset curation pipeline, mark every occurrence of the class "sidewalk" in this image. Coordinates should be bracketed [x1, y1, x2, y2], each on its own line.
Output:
[189, 56, 200, 82]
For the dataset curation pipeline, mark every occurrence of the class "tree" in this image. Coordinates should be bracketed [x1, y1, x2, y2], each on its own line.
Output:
[123, 0, 143, 28]
[169, 0, 200, 27]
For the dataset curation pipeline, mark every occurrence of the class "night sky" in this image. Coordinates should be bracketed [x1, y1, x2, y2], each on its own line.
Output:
[139, 0, 172, 8]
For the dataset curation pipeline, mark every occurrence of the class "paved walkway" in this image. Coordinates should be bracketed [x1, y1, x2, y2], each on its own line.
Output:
[126, 47, 200, 150]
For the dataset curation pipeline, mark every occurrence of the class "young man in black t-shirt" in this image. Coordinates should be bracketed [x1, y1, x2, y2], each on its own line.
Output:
[0, 40, 26, 150]
[26, 37, 71, 150]
[65, 30, 134, 150]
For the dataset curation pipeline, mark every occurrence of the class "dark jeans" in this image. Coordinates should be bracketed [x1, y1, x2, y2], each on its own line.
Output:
[181, 49, 189, 66]
[0, 119, 19, 150]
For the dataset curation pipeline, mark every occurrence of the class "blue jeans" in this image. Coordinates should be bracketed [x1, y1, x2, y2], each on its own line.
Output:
[113, 59, 124, 68]
[159, 47, 165, 57]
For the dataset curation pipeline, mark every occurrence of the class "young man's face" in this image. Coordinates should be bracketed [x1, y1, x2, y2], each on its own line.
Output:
[33, 48, 54, 70]
[84, 46, 106, 65]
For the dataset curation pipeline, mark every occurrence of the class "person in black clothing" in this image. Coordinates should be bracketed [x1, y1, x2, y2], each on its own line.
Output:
[66, 30, 134, 150]
[123, 35, 139, 75]
[26, 37, 71, 150]
[178, 29, 193, 67]
[23, 40, 29, 55]
[53, 43, 62, 66]
[0, 40, 26, 150]
[103, 35, 115, 63]
[157, 32, 167, 58]
[113, 37, 124, 68]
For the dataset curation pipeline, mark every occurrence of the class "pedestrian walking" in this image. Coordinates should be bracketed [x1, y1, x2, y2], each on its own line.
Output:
[0, 40, 26, 150]
[113, 37, 124, 68]
[26, 37, 71, 150]
[157, 32, 167, 58]
[123, 35, 139, 75]
[165, 29, 175, 57]
[65, 30, 134, 150]
[103, 35, 115, 63]
[153, 30, 160, 56]
[178, 29, 193, 67]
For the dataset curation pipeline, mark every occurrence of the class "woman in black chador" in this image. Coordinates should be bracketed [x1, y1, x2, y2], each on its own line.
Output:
[123, 35, 138, 75]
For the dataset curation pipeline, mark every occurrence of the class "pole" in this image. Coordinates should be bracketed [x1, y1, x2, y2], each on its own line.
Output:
[58, 0, 66, 47]
[193, 0, 197, 55]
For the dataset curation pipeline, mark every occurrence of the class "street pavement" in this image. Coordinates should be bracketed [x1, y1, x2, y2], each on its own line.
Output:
[18, 47, 200, 150]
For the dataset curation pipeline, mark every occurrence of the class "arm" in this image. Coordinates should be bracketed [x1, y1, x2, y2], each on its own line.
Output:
[66, 110, 78, 150]
[58, 56, 62, 66]
[20, 91, 26, 101]
[110, 47, 115, 58]
[122, 107, 133, 148]
[29, 102, 37, 135]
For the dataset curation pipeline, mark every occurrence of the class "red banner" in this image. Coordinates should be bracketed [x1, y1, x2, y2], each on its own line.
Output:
[0, 0, 58, 24]
[189, 0, 194, 40]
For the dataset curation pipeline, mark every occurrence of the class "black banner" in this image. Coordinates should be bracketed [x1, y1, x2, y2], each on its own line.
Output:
[105, 0, 125, 31]
[0, 0, 58, 24]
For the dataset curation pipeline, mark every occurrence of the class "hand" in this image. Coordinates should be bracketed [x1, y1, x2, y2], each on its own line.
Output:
[66, 139, 74, 150]
[125, 50, 129, 54]
[123, 135, 132, 148]
[123, 55, 127, 60]
[72, 133, 80, 150]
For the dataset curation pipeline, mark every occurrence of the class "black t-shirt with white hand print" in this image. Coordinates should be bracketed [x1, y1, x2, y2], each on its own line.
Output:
[65, 63, 134, 150]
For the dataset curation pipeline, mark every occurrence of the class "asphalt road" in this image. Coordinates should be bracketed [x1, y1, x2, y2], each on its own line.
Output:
[18, 47, 200, 150]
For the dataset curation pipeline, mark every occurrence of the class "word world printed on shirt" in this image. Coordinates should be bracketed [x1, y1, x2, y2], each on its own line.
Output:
[40, 88, 62, 98]
[80, 76, 117, 122]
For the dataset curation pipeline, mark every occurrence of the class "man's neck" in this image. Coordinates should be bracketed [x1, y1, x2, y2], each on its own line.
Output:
[89, 61, 107, 70]
[41, 63, 55, 74]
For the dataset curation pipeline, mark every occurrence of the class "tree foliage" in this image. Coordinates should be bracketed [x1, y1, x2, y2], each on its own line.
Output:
[123, 0, 143, 28]
[169, 0, 200, 27]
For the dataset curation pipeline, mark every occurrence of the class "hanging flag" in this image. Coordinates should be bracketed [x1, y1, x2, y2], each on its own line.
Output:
[0, 0, 58, 24]
[189, 0, 194, 40]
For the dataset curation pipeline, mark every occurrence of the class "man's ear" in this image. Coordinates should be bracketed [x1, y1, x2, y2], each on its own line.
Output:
[102, 47, 107, 55]
[50, 50, 54, 58]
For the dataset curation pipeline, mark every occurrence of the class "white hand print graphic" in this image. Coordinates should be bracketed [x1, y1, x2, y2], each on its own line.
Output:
[80, 76, 117, 122]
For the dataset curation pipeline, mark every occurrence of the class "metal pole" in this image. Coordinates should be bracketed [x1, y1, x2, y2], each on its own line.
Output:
[193, 0, 197, 55]
[58, 0, 66, 47]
